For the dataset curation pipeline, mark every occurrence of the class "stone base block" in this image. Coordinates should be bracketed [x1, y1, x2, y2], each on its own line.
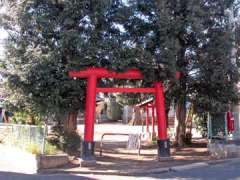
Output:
[79, 158, 96, 167]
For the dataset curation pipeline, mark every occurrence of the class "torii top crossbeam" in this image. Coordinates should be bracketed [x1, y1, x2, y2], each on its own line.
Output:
[69, 67, 155, 93]
[69, 67, 143, 79]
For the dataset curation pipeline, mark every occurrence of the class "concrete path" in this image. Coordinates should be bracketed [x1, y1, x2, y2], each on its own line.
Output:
[150, 158, 240, 180]
[1, 158, 240, 180]
[0, 145, 38, 174]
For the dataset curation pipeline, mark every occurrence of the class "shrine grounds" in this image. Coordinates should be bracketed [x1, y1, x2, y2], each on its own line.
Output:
[40, 123, 212, 175]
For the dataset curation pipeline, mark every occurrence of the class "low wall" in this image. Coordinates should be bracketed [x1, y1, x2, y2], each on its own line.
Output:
[39, 154, 69, 169]
[0, 144, 69, 174]
[208, 141, 240, 159]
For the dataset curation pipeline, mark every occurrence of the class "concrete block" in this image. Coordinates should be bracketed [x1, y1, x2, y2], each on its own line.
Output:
[0, 145, 69, 174]
[39, 154, 69, 169]
[79, 158, 96, 167]
[225, 144, 237, 158]
[208, 142, 240, 159]
[171, 162, 208, 171]
[237, 146, 240, 157]
[158, 157, 173, 162]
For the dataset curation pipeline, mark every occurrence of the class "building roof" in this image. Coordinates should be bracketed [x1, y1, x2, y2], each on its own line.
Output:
[136, 97, 154, 107]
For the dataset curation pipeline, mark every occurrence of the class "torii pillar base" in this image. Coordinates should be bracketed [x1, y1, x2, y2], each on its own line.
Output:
[157, 139, 171, 159]
[81, 141, 95, 161]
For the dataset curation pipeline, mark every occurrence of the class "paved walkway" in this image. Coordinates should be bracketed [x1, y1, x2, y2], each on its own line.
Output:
[0, 145, 38, 174]
[2, 159, 240, 180]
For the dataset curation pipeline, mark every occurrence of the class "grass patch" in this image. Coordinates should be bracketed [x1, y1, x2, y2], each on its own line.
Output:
[44, 141, 58, 155]
[25, 142, 59, 155]
[25, 144, 41, 155]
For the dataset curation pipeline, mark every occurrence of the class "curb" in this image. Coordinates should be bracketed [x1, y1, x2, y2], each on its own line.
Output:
[39, 157, 240, 176]
[128, 162, 208, 175]
[170, 162, 208, 172]
[138, 157, 240, 175]
[127, 167, 170, 175]
[206, 157, 240, 165]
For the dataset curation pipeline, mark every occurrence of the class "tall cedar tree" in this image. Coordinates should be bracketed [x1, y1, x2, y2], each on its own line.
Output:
[0, 0, 158, 129]
[155, 0, 239, 146]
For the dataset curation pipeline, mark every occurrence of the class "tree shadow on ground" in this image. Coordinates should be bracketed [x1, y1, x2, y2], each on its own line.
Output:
[41, 139, 210, 178]
[0, 171, 95, 180]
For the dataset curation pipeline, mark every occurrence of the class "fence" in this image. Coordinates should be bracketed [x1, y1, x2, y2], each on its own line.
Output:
[0, 123, 46, 152]
[208, 112, 240, 141]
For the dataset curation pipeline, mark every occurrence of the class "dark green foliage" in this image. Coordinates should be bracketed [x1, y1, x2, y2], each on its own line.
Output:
[157, 0, 239, 114]
[48, 125, 81, 155]
[59, 131, 81, 155]
[0, 0, 239, 126]
[194, 113, 208, 138]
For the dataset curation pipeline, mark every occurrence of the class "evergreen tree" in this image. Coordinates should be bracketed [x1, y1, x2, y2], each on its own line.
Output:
[0, 0, 117, 127]
[0, 0, 155, 128]
[112, 0, 239, 145]
[155, 0, 239, 146]
[0, 0, 239, 145]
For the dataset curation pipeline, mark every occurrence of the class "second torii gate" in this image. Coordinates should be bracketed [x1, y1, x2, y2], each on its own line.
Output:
[69, 67, 170, 160]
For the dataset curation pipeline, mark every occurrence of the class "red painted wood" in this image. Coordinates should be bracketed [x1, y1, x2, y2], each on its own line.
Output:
[147, 104, 154, 108]
[84, 75, 97, 141]
[96, 87, 155, 93]
[176, 71, 182, 79]
[154, 82, 167, 140]
[69, 67, 169, 144]
[152, 104, 156, 135]
[69, 67, 143, 79]
[146, 106, 150, 133]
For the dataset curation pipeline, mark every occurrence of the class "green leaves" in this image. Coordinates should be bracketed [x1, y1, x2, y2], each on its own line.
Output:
[1, 0, 239, 119]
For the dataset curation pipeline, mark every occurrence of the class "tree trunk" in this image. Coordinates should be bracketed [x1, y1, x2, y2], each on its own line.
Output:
[27, 115, 35, 125]
[175, 97, 186, 147]
[175, 44, 187, 147]
[64, 111, 78, 132]
[185, 103, 194, 144]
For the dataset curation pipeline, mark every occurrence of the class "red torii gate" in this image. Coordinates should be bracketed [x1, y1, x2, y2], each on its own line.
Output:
[69, 67, 170, 160]
[137, 99, 156, 136]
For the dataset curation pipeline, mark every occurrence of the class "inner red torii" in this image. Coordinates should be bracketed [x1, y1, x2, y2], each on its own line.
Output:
[137, 99, 156, 137]
[69, 67, 170, 160]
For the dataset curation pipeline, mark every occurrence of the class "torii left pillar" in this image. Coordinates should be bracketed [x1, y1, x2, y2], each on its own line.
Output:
[155, 82, 170, 158]
[82, 75, 97, 160]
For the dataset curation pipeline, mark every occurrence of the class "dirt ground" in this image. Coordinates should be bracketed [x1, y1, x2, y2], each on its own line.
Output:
[83, 138, 209, 174]
[41, 123, 209, 175]
[41, 137, 209, 176]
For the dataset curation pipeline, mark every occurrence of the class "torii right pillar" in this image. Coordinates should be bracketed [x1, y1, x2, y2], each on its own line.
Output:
[154, 82, 171, 158]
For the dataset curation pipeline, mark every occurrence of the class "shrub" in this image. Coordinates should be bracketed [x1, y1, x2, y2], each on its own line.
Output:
[59, 131, 81, 155]
[25, 142, 59, 155]
[48, 127, 81, 156]
[194, 114, 208, 138]
[11, 111, 44, 125]
[44, 141, 58, 155]
[25, 143, 41, 155]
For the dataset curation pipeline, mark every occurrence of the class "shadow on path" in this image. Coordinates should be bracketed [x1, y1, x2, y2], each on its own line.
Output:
[0, 171, 96, 180]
